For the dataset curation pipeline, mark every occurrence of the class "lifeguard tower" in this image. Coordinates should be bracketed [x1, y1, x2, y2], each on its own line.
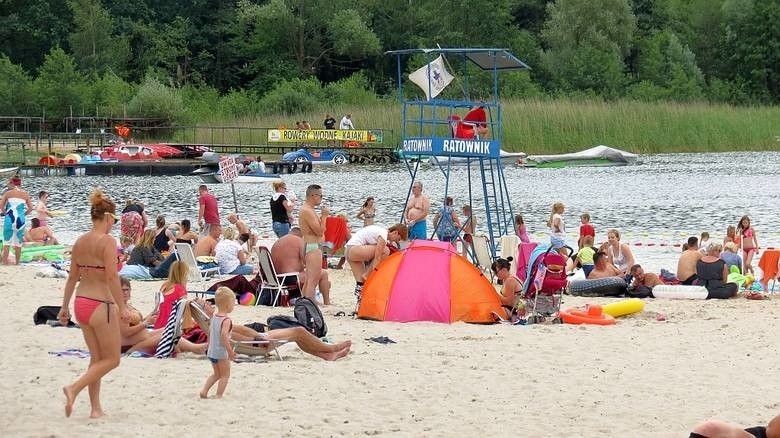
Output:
[388, 48, 530, 259]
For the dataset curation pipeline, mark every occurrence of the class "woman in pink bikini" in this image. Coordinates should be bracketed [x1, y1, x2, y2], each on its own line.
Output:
[737, 215, 758, 274]
[58, 190, 130, 418]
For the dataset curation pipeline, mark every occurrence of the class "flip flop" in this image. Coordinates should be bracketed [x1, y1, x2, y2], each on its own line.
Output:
[334, 311, 346, 317]
[366, 336, 396, 344]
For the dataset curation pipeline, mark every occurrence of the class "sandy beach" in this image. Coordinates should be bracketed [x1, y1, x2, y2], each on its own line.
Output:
[2, 260, 779, 437]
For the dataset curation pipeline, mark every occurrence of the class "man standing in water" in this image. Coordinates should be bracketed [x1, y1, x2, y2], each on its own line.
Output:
[404, 181, 430, 240]
[298, 184, 329, 301]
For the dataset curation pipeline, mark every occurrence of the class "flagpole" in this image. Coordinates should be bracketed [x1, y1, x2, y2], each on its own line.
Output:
[436, 43, 468, 100]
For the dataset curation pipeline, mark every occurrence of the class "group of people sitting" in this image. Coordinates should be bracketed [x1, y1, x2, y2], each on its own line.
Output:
[118, 267, 351, 361]
[119, 209, 257, 279]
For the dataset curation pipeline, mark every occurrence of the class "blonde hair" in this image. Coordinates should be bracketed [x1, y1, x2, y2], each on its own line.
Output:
[222, 227, 237, 240]
[272, 181, 286, 191]
[608, 228, 621, 240]
[138, 229, 156, 249]
[547, 202, 564, 228]
[161, 261, 189, 291]
[215, 287, 234, 311]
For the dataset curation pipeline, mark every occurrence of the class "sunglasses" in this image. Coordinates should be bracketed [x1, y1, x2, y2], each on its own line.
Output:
[105, 212, 119, 224]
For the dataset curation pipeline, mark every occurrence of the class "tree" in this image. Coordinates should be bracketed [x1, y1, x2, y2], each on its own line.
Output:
[67, 0, 129, 76]
[634, 30, 704, 100]
[540, 0, 636, 96]
[33, 47, 87, 119]
[0, 55, 36, 115]
[0, 0, 72, 72]
[236, 0, 381, 90]
[720, 0, 780, 103]
[126, 76, 184, 121]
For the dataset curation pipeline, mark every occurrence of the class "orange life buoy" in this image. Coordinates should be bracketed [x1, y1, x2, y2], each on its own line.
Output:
[559, 305, 616, 326]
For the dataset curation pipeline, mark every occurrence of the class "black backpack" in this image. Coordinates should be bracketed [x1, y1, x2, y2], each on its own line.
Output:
[293, 297, 328, 338]
[34, 306, 76, 327]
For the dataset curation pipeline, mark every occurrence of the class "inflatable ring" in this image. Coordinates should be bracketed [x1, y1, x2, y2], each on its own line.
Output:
[301, 161, 313, 173]
[569, 277, 627, 297]
[651, 285, 707, 299]
[349, 154, 360, 164]
[287, 162, 298, 173]
[602, 298, 644, 317]
[271, 162, 282, 174]
[559, 305, 616, 325]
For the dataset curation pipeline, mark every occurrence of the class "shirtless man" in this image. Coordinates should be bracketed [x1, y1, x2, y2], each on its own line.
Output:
[677, 236, 702, 285]
[630, 264, 663, 288]
[404, 181, 430, 240]
[24, 218, 59, 245]
[690, 413, 779, 438]
[298, 184, 328, 301]
[588, 251, 623, 280]
[194, 223, 221, 259]
[270, 227, 331, 305]
[227, 213, 256, 248]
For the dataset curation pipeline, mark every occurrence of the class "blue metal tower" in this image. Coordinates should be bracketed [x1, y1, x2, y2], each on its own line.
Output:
[388, 48, 530, 260]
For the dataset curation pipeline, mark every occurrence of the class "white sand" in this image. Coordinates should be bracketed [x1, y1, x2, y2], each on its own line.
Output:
[2, 262, 780, 437]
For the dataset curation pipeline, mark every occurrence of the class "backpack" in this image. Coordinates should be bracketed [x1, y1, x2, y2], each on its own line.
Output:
[293, 297, 328, 337]
[34, 305, 76, 327]
[437, 206, 457, 239]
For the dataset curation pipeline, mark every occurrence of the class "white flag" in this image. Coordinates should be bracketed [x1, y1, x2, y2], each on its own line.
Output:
[408, 55, 454, 100]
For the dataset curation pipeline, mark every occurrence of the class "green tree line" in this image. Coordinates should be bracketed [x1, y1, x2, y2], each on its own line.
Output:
[0, 0, 778, 123]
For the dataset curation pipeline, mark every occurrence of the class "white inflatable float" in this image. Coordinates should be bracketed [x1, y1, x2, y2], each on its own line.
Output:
[652, 285, 708, 299]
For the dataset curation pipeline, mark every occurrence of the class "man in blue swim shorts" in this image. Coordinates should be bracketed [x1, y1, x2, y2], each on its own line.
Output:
[404, 181, 430, 240]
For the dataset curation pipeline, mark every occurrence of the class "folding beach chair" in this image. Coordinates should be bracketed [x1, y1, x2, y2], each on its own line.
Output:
[471, 233, 495, 282]
[188, 300, 287, 361]
[174, 243, 221, 295]
[255, 246, 300, 307]
[155, 299, 186, 358]
[499, 234, 520, 276]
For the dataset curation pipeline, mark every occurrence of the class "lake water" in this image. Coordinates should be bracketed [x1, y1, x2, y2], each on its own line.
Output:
[22, 151, 780, 274]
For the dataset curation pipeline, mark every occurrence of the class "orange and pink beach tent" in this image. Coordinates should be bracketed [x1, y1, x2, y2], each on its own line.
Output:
[357, 240, 504, 323]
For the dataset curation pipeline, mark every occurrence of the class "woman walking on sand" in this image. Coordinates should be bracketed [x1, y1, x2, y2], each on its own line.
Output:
[59, 190, 130, 418]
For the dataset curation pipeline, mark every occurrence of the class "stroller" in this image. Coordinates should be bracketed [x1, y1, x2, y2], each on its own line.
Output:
[518, 245, 570, 324]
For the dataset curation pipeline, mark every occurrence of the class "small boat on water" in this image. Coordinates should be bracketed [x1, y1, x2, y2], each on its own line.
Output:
[0, 166, 19, 179]
[522, 145, 638, 168]
[196, 168, 283, 184]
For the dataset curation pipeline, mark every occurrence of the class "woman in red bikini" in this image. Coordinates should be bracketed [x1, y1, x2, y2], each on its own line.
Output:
[58, 190, 130, 418]
[737, 215, 758, 274]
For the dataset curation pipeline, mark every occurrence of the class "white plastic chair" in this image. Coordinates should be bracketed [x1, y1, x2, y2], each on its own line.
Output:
[255, 246, 300, 307]
[174, 243, 221, 295]
[472, 233, 495, 282]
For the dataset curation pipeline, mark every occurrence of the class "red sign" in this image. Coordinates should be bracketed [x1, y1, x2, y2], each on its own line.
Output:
[218, 157, 239, 183]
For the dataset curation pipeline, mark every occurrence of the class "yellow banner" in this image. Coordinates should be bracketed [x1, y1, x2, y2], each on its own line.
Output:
[267, 129, 382, 143]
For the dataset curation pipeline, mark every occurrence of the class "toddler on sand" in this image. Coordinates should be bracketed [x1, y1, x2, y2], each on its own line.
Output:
[200, 287, 236, 399]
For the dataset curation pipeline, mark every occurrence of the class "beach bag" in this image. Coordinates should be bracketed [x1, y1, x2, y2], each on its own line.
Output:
[293, 297, 328, 337]
[34, 305, 76, 327]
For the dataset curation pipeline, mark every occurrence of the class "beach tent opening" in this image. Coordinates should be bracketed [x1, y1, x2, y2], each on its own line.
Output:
[357, 240, 504, 323]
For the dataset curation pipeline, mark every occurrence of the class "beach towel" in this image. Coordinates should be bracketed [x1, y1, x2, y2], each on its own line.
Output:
[323, 216, 349, 256]
[758, 250, 780, 283]
[119, 264, 152, 280]
[155, 300, 183, 358]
